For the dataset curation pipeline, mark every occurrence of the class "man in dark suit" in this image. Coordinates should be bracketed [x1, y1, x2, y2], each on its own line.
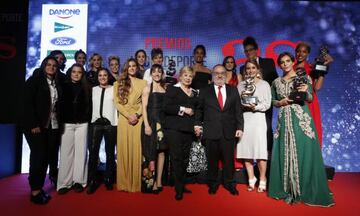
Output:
[239, 36, 278, 152]
[194, 65, 244, 196]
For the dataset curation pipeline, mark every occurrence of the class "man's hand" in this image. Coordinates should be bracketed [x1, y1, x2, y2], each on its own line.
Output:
[235, 130, 243, 138]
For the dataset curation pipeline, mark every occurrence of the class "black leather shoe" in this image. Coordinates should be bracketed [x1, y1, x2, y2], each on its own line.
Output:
[208, 185, 219, 195]
[225, 186, 239, 196]
[73, 183, 84, 193]
[183, 187, 192, 194]
[30, 192, 50, 204]
[40, 190, 52, 200]
[58, 187, 71, 195]
[87, 182, 98, 194]
[104, 180, 113, 191]
[175, 192, 183, 201]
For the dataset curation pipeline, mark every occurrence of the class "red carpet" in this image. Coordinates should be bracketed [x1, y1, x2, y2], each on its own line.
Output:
[0, 173, 359, 216]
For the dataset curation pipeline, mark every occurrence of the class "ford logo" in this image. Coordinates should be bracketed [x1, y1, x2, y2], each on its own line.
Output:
[50, 37, 76, 46]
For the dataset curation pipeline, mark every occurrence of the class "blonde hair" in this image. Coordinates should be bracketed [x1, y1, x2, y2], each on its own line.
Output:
[179, 66, 195, 78]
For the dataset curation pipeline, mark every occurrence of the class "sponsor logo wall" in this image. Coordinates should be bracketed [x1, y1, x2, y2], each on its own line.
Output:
[40, 4, 87, 70]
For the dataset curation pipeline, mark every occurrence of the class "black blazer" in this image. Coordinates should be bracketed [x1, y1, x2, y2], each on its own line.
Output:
[60, 81, 91, 124]
[163, 85, 198, 133]
[195, 84, 243, 140]
[240, 57, 278, 85]
[23, 73, 62, 129]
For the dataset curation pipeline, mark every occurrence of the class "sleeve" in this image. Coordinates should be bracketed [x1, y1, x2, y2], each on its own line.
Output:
[194, 88, 204, 126]
[234, 88, 244, 131]
[271, 80, 279, 106]
[113, 81, 130, 118]
[163, 86, 183, 116]
[23, 76, 39, 129]
[133, 81, 147, 116]
[306, 75, 314, 102]
[268, 59, 279, 84]
[254, 82, 271, 112]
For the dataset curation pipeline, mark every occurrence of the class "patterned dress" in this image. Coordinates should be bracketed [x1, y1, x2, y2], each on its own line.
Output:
[268, 76, 334, 207]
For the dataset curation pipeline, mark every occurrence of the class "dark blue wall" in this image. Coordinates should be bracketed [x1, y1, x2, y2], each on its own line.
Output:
[0, 124, 18, 178]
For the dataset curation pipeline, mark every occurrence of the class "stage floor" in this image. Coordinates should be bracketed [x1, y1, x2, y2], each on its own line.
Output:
[0, 173, 359, 216]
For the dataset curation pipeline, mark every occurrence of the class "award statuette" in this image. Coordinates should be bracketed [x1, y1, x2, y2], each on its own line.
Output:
[165, 59, 177, 85]
[312, 45, 329, 77]
[241, 75, 258, 105]
[289, 67, 308, 101]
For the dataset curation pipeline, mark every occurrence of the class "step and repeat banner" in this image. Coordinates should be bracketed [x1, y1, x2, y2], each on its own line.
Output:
[23, 0, 360, 172]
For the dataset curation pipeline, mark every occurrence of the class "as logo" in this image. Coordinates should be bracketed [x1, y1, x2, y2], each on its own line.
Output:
[54, 22, 73, 33]
[50, 37, 76, 46]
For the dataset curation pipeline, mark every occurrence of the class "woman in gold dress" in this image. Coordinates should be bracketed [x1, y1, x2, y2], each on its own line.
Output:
[114, 58, 147, 192]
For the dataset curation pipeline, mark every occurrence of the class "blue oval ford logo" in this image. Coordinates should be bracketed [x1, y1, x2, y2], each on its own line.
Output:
[50, 37, 76, 46]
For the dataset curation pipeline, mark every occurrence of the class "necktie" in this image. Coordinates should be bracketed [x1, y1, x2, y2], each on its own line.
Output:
[217, 85, 223, 110]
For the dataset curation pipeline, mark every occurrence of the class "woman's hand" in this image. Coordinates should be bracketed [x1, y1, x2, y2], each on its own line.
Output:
[31, 127, 41, 134]
[128, 114, 139, 125]
[278, 97, 293, 106]
[297, 83, 308, 92]
[145, 125, 152, 136]
[184, 107, 194, 116]
[242, 103, 256, 111]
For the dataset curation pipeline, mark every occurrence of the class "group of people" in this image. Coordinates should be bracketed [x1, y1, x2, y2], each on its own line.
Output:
[23, 36, 334, 207]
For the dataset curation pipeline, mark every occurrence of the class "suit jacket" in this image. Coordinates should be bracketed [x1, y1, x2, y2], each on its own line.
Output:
[195, 84, 243, 140]
[163, 85, 198, 133]
[240, 57, 278, 85]
[23, 72, 62, 129]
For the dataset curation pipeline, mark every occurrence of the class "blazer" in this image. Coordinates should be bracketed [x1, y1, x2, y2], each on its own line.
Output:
[240, 57, 278, 85]
[163, 85, 198, 133]
[23, 72, 62, 129]
[195, 84, 243, 140]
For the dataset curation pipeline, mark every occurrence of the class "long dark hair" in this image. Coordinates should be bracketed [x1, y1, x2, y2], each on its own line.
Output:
[222, 56, 237, 73]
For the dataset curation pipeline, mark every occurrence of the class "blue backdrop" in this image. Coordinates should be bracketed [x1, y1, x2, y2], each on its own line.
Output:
[25, 0, 360, 171]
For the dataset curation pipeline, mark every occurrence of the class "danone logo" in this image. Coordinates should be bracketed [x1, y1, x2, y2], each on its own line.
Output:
[50, 37, 76, 46]
[49, 9, 80, 19]
[54, 22, 73, 33]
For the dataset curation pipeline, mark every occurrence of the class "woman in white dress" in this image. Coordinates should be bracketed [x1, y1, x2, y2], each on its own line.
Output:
[236, 59, 271, 192]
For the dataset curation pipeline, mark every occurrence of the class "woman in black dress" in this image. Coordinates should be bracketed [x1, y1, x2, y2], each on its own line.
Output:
[191, 45, 212, 90]
[141, 64, 167, 193]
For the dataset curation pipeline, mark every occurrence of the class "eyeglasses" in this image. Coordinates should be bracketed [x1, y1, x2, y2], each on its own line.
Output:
[214, 71, 226, 76]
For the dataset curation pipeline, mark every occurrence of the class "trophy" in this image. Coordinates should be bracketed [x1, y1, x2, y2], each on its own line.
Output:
[289, 67, 308, 101]
[240, 74, 258, 105]
[165, 58, 177, 85]
[312, 45, 329, 77]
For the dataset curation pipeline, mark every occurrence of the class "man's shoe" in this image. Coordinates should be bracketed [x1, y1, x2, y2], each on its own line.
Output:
[73, 183, 84, 193]
[87, 181, 98, 194]
[104, 180, 114, 191]
[183, 187, 192, 194]
[57, 187, 71, 195]
[175, 192, 183, 201]
[225, 186, 239, 196]
[208, 185, 219, 195]
[30, 192, 50, 204]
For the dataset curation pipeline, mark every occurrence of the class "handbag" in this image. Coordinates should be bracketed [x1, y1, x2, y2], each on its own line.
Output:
[141, 163, 155, 193]
[186, 138, 207, 173]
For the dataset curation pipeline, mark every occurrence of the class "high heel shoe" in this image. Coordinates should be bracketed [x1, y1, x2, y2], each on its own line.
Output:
[257, 180, 266, 193]
[247, 177, 257, 192]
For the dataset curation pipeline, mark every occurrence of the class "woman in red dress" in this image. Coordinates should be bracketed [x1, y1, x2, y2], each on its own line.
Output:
[294, 42, 333, 147]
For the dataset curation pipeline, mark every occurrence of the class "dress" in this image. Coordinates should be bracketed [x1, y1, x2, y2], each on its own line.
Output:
[141, 83, 167, 163]
[236, 79, 271, 160]
[227, 72, 238, 87]
[269, 76, 334, 207]
[114, 78, 147, 192]
[295, 62, 323, 146]
[191, 71, 212, 90]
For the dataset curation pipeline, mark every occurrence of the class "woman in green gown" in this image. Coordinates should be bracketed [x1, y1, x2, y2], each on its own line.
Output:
[269, 52, 334, 207]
